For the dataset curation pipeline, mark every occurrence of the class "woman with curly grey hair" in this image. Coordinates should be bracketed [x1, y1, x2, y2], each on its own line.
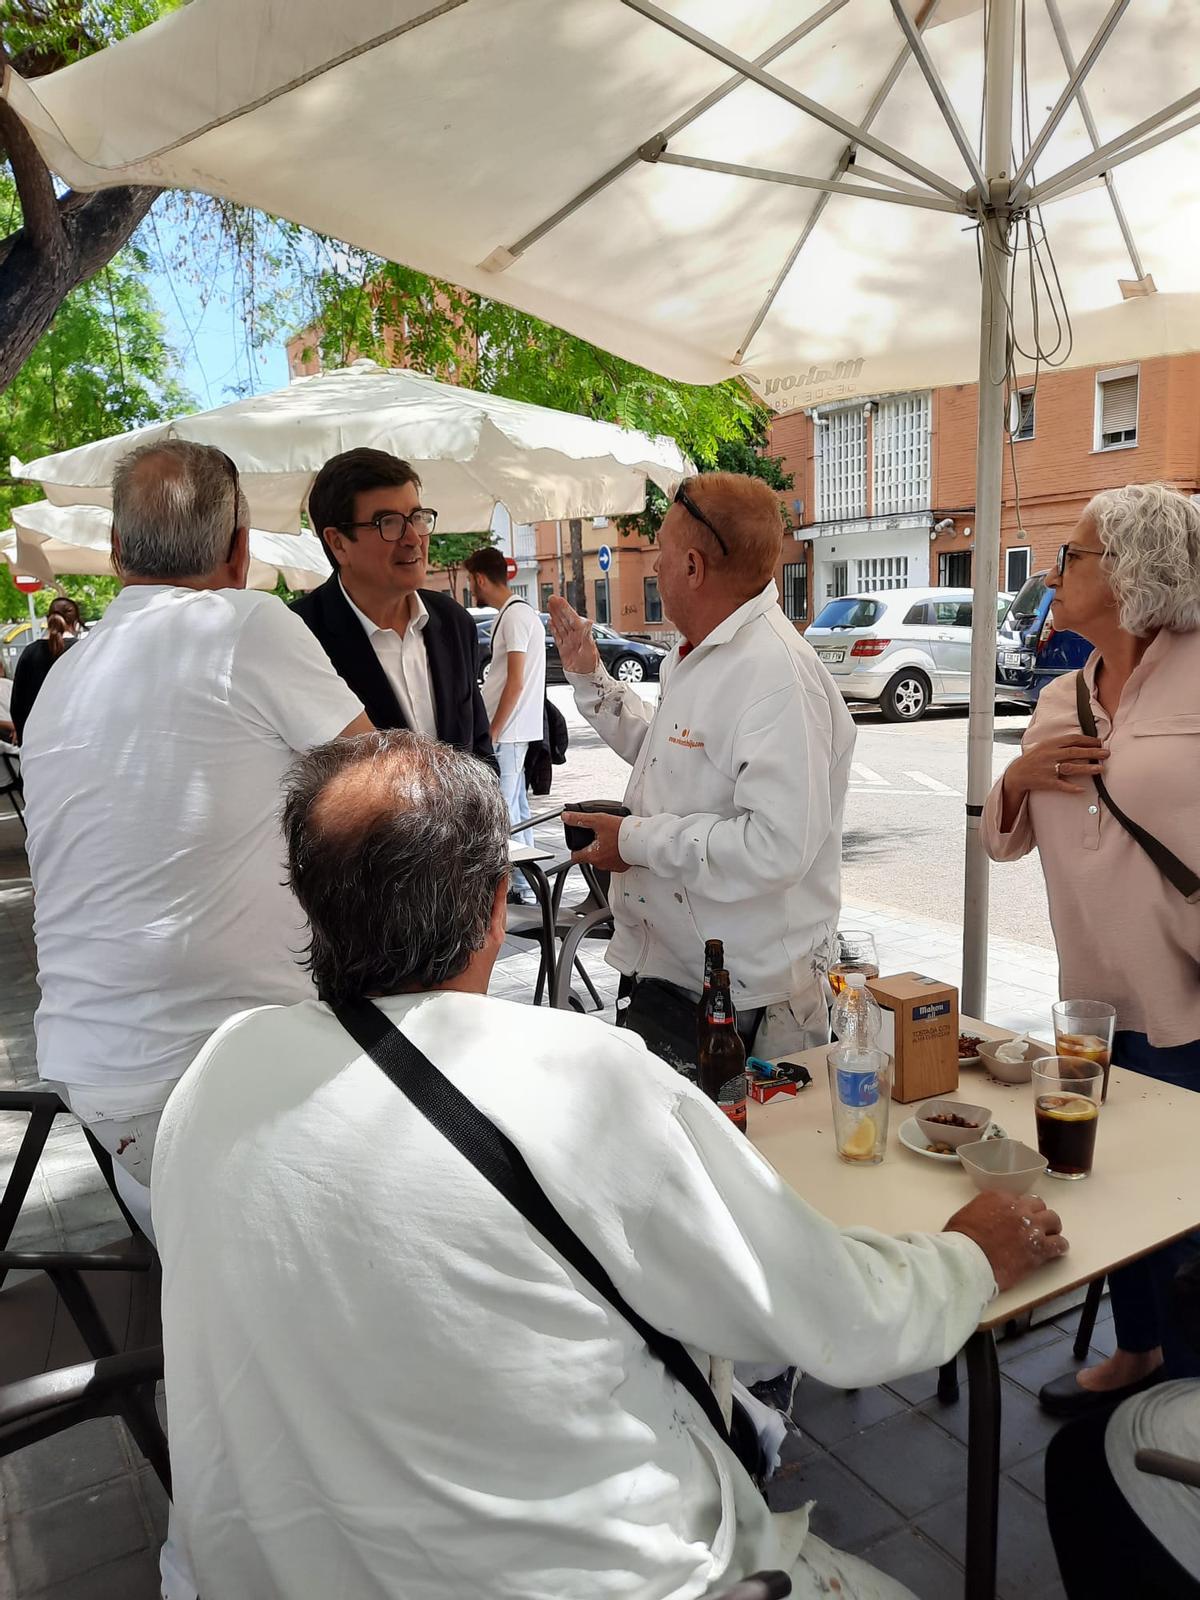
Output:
[983, 481, 1200, 1420]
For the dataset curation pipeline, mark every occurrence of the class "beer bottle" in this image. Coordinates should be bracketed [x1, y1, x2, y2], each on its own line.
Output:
[697, 938, 725, 1055]
[698, 969, 747, 1134]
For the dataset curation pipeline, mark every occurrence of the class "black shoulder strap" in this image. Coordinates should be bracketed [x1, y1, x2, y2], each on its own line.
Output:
[1075, 672, 1200, 903]
[333, 997, 733, 1447]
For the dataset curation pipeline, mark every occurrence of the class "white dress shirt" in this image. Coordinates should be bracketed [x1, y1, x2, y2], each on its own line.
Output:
[340, 580, 438, 737]
[154, 988, 994, 1600]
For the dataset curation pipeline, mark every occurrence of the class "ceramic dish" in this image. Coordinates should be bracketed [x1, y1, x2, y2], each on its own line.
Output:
[957, 1033, 986, 1068]
[899, 1117, 1008, 1164]
[914, 1098, 994, 1151]
[958, 1136, 1047, 1195]
[977, 1036, 1051, 1085]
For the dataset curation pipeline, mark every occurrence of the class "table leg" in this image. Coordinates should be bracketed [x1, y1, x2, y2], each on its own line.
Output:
[964, 1329, 1001, 1600]
[517, 862, 556, 1006]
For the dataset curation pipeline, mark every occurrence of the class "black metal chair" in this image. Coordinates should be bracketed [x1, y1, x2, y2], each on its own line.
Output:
[0, 746, 24, 835]
[711, 1576, 790, 1600]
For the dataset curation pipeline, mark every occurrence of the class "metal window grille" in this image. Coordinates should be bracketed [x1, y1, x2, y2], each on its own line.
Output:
[539, 582, 554, 609]
[873, 393, 931, 515]
[939, 550, 972, 586]
[643, 576, 663, 624]
[782, 561, 808, 621]
[817, 407, 867, 521]
[854, 555, 910, 591]
[594, 577, 610, 624]
[1099, 373, 1138, 447]
[1005, 547, 1031, 591]
[1013, 389, 1035, 440]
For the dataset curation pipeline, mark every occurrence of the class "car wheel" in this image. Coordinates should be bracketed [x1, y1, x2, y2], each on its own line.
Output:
[880, 670, 930, 722]
[613, 655, 645, 683]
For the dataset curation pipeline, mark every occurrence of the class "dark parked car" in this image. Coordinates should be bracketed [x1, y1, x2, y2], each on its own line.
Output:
[475, 610, 668, 685]
[995, 571, 1091, 709]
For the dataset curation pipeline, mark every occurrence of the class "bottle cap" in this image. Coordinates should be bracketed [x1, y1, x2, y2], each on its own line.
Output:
[845, 972, 867, 989]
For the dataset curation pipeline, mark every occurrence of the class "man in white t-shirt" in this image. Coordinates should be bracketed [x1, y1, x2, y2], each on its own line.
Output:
[21, 439, 370, 1240]
[153, 730, 1067, 1600]
[465, 545, 546, 865]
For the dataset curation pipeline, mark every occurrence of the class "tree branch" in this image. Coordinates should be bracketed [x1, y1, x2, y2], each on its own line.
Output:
[0, 84, 64, 262]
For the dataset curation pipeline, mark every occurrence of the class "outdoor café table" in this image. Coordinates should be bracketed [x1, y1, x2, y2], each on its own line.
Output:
[749, 1018, 1200, 1600]
[508, 842, 557, 999]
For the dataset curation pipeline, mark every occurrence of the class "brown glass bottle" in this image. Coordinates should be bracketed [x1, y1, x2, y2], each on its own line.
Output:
[696, 938, 725, 1056]
[698, 969, 747, 1134]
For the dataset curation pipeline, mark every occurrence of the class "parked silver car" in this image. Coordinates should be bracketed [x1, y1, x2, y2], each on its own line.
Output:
[805, 586, 1008, 722]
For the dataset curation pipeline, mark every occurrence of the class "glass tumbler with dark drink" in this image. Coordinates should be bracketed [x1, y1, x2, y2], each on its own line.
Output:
[699, 968, 747, 1134]
[1033, 1060, 1103, 1179]
[1052, 999, 1116, 1101]
[828, 930, 880, 997]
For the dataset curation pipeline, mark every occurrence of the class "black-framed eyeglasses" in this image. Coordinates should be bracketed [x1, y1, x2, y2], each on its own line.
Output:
[1056, 543, 1103, 577]
[343, 508, 439, 541]
[674, 481, 729, 558]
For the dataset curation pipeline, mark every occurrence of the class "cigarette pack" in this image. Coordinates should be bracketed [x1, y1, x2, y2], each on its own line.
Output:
[749, 1075, 799, 1104]
[865, 972, 960, 1103]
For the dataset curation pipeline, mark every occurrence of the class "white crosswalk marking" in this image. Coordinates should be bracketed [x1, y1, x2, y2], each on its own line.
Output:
[905, 770, 959, 794]
[850, 763, 887, 785]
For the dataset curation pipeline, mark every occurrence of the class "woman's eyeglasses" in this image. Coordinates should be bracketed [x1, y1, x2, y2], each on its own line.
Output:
[674, 482, 729, 558]
[1056, 543, 1103, 577]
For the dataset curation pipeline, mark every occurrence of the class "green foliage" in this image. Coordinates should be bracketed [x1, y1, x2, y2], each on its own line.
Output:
[427, 529, 493, 599]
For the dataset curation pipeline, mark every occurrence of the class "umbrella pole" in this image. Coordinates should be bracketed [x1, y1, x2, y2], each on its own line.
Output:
[962, 0, 1016, 1020]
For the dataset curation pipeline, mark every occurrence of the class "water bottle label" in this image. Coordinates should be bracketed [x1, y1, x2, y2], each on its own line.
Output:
[836, 1067, 879, 1108]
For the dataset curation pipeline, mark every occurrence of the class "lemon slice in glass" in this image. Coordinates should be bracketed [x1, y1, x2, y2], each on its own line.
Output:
[841, 1118, 877, 1160]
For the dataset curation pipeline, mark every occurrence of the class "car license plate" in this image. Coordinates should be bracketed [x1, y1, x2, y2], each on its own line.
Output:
[817, 648, 846, 664]
[1000, 651, 1025, 667]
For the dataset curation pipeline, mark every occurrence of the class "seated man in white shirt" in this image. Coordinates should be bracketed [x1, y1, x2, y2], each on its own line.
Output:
[549, 473, 856, 1063]
[21, 439, 371, 1238]
[153, 728, 1068, 1600]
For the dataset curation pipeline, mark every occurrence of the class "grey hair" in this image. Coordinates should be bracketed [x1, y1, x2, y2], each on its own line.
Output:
[112, 439, 249, 580]
[1086, 483, 1200, 637]
[282, 731, 509, 1005]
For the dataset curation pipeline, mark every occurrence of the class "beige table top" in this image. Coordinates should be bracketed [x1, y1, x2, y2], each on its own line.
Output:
[508, 843, 556, 865]
[751, 1019, 1200, 1330]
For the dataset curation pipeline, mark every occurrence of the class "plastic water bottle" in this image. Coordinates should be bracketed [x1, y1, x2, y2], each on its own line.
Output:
[828, 974, 890, 1164]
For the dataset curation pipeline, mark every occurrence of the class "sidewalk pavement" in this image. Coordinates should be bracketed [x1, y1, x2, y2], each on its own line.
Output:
[0, 813, 1075, 1600]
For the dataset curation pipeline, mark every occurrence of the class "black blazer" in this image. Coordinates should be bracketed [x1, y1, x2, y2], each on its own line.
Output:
[291, 577, 496, 772]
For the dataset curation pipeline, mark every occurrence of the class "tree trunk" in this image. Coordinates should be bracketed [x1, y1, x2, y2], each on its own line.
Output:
[0, 97, 159, 393]
[568, 518, 586, 616]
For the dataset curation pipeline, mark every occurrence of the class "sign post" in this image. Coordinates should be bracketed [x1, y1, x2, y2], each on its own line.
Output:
[597, 544, 612, 573]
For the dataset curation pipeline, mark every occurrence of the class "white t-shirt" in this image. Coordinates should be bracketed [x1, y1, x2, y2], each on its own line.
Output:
[21, 586, 363, 1106]
[481, 596, 546, 744]
[154, 988, 995, 1600]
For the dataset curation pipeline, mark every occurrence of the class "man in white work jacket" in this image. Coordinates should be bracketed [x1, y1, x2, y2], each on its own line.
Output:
[550, 472, 855, 1059]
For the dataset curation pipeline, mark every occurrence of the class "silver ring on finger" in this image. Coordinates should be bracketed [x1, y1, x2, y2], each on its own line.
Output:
[1054, 762, 1063, 778]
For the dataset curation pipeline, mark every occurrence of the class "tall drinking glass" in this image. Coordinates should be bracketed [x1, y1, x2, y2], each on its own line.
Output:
[829, 930, 880, 997]
[1052, 1000, 1116, 1102]
[828, 1045, 891, 1164]
[1032, 1060, 1103, 1179]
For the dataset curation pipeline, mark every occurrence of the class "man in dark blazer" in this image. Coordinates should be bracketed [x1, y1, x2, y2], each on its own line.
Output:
[293, 448, 496, 773]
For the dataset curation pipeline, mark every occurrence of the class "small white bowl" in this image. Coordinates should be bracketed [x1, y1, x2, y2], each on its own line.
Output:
[977, 1037, 1048, 1085]
[958, 1136, 1047, 1195]
[915, 1098, 993, 1151]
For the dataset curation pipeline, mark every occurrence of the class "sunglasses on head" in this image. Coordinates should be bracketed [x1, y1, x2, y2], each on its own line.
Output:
[674, 481, 729, 558]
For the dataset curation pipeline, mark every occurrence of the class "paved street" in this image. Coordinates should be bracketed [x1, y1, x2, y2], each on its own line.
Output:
[548, 685, 1055, 952]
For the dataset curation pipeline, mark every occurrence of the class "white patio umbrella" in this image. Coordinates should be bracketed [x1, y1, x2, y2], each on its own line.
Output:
[4, 503, 332, 592]
[5, 0, 1200, 1011]
[10, 362, 691, 534]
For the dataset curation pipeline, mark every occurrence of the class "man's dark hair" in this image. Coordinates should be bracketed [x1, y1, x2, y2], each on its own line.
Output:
[463, 546, 508, 587]
[282, 731, 508, 1005]
[306, 448, 422, 564]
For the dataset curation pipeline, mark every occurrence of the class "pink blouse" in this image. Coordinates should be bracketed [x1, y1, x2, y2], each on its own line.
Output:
[981, 629, 1200, 1047]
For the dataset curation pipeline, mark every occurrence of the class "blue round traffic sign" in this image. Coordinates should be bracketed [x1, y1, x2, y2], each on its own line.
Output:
[598, 544, 612, 572]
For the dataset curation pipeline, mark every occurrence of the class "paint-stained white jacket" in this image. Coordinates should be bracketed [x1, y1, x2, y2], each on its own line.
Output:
[570, 583, 856, 1007]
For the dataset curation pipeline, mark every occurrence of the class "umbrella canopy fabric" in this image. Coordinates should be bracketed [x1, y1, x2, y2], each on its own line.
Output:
[3, 0, 1199, 406]
[4, 503, 333, 593]
[10, 362, 691, 534]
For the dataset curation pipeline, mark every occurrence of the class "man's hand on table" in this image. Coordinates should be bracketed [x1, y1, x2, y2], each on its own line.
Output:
[563, 810, 630, 873]
[547, 596, 600, 676]
[944, 1192, 1068, 1292]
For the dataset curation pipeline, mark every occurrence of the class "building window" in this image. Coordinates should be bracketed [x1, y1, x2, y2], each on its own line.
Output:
[873, 393, 931, 515]
[539, 582, 554, 609]
[594, 576, 611, 625]
[1095, 366, 1139, 449]
[816, 406, 867, 522]
[1005, 546, 1031, 591]
[938, 550, 972, 586]
[643, 576, 663, 624]
[855, 555, 910, 592]
[1013, 388, 1035, 440]
[782, 561, 808, 621]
